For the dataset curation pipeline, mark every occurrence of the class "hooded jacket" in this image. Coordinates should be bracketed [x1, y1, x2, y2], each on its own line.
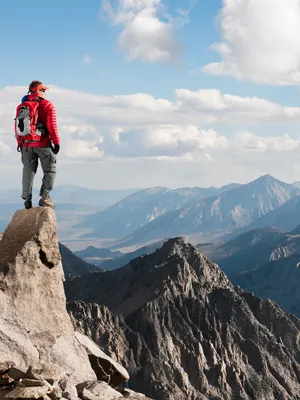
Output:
[18, 94, 60, 148]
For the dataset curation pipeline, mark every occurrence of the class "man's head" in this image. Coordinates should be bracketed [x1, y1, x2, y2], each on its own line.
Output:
[28, 80, 49, 98]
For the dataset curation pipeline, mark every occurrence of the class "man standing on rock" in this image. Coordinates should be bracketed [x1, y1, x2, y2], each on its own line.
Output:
[15, 80, 60, 209]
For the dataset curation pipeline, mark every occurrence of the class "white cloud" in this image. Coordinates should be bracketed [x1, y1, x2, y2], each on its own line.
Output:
[3, 85, 300, 188]
[48, 86, 300, 126]
[175, 89, 300, 122]
[235, 131, 300, 152]
[146, 125, 228, 150]
[101, 125, 228, 158]
[2, 85, 300, 164]
[204, 0, 300, 85]
[100, 0, 183, 63]
[83, 53, 92, 65]
[65, 140, 104, 159]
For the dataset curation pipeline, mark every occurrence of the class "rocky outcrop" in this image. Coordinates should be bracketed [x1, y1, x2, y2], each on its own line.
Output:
[0, 208, 94, 382]
[66, 238, 300, 400]
[0, 230, 100, 279]
[0, 208, 151, 400]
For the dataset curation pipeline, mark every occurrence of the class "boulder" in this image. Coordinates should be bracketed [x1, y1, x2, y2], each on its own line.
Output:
[26, 362, 64, 383]
[4, 384, 50, 399]
[77, 381, 122, 400]
[121, 388, 154, 399]
[75, 332, 129, 387]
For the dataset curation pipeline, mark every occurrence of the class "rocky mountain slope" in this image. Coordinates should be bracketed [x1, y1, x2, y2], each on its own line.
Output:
[76, 184, 240, 239]
[199, 224, 300, 280]
[0, 208, 152, 400]
[111, 175, 300, 248]
[198, 227, 287, 278]
[197, 227, 283, 262]
[231, 195, 300, 237]
[236, 253, 300, 317]
[59, 242, 101, 277]
[197, 226, 300, 316]
[65, 237, 300, 400]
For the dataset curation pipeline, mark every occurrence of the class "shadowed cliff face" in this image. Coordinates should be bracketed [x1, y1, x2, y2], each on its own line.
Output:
[66, 238, 300, 400]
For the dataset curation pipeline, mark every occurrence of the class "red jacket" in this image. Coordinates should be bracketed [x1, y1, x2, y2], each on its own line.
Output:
[19, 94, 60, 147]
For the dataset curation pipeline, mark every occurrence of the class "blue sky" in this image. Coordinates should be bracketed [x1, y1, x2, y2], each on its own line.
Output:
[2, 0, 300, 190]
[1, 0, 220, 97]
[1, 0, 298, 104]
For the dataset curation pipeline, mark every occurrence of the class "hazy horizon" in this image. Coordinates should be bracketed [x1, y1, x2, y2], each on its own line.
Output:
[1, 173, 299, 193]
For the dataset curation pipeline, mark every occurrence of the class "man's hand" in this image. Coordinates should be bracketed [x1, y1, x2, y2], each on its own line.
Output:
[52, 144, 60, 155]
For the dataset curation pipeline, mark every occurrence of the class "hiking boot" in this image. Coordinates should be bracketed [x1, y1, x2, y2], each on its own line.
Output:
[24, 199, 32, 209]
[39, 197, 55, 209]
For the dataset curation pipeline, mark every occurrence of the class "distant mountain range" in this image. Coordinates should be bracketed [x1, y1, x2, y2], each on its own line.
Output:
[0, 185, 137, 205]
[107, 174, 300, 248]
[59, 242, 101, 278]
[0, 186, 138, 237]
[196, 224, 300, 317]
[198, 227, 286, 276]
[75, 183, 241, 239]
[74, 246, 122, 265]
[4, 175, 300, 252]
[99, 240, 165, 270]
[227, 195, 300, 238]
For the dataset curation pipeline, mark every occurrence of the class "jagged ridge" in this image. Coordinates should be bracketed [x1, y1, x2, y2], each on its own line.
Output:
[66, 237, 300, 400]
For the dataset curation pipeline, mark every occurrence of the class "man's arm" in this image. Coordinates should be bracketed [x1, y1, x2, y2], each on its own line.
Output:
[46, 103, 60, 145]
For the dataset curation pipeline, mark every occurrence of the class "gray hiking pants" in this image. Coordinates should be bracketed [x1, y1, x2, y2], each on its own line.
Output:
[21, 147, 57, 200]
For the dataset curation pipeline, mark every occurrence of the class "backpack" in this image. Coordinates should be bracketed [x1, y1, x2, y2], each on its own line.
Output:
[14, 98, 45, 148]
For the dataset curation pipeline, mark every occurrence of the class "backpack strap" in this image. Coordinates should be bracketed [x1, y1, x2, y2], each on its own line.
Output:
[27, 98, 43, 130]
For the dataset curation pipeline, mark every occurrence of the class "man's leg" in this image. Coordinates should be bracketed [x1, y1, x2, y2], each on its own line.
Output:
[21, 147, 38, 207]
[35, 147, 56, 208]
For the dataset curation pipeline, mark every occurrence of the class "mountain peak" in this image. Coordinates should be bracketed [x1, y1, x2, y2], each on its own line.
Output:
[254, 173, 278, 184]
[66, 236, 230, 318]
[159, 236, 189, 254]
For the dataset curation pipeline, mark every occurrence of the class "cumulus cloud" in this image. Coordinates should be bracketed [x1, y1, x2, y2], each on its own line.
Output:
[175, 89, 300, 122]
[235, 131, 300, 152]
[3, 85, 300, 188]
[65, 139, 104, 159]
[100, 0, 183, 63]
[204, 0, 300, 85]
[46, 86, 300, 126]
[2, 85, 300, 165]
[100, 125, 228, 158]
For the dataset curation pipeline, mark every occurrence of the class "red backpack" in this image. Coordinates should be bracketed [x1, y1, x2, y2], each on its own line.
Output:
[15, 98, 45, 148]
